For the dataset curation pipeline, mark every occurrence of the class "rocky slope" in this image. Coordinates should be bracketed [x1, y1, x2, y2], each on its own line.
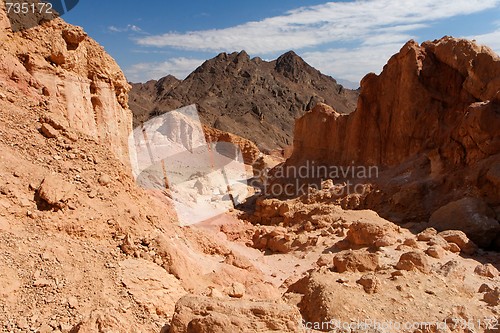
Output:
[129, 51, 359, 151]
[0, 3, 131, 166]
[278, 37, 500, 248]
[0, 4, 293, 332]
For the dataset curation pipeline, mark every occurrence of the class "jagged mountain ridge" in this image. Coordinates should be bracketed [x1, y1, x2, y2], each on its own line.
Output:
[129, 50, 359, 151]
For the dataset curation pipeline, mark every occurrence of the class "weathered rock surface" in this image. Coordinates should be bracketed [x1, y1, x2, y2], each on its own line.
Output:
[278, 37, 500, 247]
[395, 251, 430, 273]
[70, 310, 140, 333]
[346, 219, 400, 248]
[430, 197, 500, 248]
[288, 37, 500, 168]
[203, 125, 260, 165]
[0, 2, 132, 166]
[169, 295, 303, 333]
[332, 250, 379, 273]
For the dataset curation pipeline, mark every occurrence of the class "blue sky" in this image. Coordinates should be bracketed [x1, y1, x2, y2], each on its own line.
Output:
[63, 0, 500, 86]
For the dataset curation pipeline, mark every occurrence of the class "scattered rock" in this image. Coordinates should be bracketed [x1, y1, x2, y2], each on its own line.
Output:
[67, 296, 78, 309]
[429, 197, 500, 248]
[40, 123, 59, 139]
[169, 295, 303, 333]
[228, 282, 245, 298]
[33, 278, 54, 288]
[426, 246, 445, 259]
[483, 288, 500, 306]
[479, 284, 493, 293]
[98, 173, 112, 186]
[395, 251, 430, 273]
[356, 274, 380, 294]
[208, 287, 225, 299]
[391, 270, 404, 278]
[346, 219, 399, 248]
[332, 250, 379, 273]
[474, 264, 499, 278]
[427, 235, 451, 251]
[417, 228, 437, 241]
[36, 175, 75, 210]
[120, 234, 136, 256]
[403, 238, 420, 248]
[438, 230, 477, 255]
[316, 254, 332, 267]
[438, 260, 465, 280]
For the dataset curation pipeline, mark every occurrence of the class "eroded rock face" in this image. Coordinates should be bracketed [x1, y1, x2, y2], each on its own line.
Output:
[289, 37, 500, 168]
[169, 295, 304, 333]
[280, 37, 500, 245]
[0, 3, 132, 166]
[203, 125, 260, 165]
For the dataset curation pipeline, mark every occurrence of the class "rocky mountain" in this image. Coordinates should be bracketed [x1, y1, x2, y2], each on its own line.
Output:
[278, 37, 500, 248]
[129, 51, 359, 151]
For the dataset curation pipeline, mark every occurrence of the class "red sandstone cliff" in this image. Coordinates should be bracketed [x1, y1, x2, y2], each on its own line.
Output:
[289, 37, 500, 169]
[0, 2, 132, 166]
[283, 37, 500, 248]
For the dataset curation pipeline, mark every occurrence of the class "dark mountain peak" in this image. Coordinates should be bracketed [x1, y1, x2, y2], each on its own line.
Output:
[157, 75, 179, 85]
[231, 50, 250, 65]
[275, 51, 305, 67]
[237, 50, 249, 59]
[278, 50, 299, 60]
[274, 50, 316, 82]
[155, 75, 180, 94]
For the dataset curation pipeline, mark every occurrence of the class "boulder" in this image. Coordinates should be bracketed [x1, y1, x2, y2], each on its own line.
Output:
[438, 230, 477, 255]
[483, 288, 500, 306]
[429, 197, 500, 248]
[474, 264, 499, 278]
[36, 174, 74, 210]
[40, 123, 59, 139]
[356, 274, 380, 294]
[417, 228, 437, 242]
[395, 251, 430, 273]
[332, 250, 379, 273]
[346, 219, 399, 248]
[426, 246, 445, 259]
[169, 295, 303, 333]
[228, 282, 245, 298]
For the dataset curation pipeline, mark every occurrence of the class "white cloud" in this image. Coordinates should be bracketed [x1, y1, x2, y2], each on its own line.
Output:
[124, 58, 205, 82]
[108, 24, 143, 33]
[135, 0, 500, 54]
[303, 42, 403, 84]
[467, 29, 500, 55]
[127, 0, 500, 83]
